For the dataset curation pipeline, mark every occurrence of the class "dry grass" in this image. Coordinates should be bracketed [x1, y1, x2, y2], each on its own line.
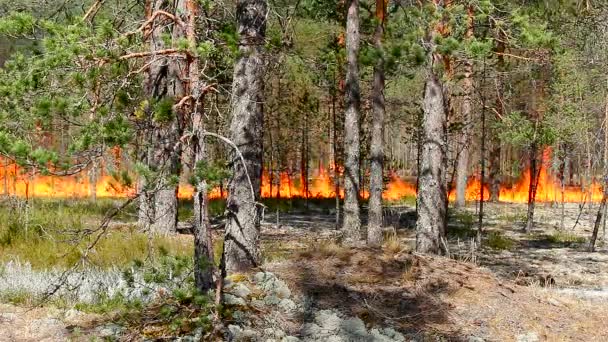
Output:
[299, 240, 352, 262]
[382, 231, 406, 255]
[0, 199, 192, 269]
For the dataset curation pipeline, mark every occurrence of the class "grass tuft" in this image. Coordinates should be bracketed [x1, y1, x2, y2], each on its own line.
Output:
[545, 231, 586, 245]
[383, 232, 404, 255]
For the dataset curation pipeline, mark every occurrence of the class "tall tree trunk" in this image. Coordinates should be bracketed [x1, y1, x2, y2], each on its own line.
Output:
[341, 0, 361, 244]
[489, 38, 505, 202]
[416, 0, 450, 254]
[223, 0, 267, 273]
[175, 0, 216, 292]
[416, 66, 448, 254]
[455, 6, 474, 208]
[332, 80, 341, 228]
[139, 0, 180, 235]
[367, 0, 387, 247]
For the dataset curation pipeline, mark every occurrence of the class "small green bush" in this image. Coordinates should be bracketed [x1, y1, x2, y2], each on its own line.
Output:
[486, 231, 514, 250]
[447, 210, 476, 238]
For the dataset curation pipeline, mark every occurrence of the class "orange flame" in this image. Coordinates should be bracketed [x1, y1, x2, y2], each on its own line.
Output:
[0, 148, 603, 204]
[0, 160, 136, 199]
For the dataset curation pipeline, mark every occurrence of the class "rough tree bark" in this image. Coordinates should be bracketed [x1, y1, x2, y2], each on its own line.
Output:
[341, 0, 361, 244]
[174, 0, 216, 292]
[455, 6, 474, 208]
[416, 67, 448, 254]
[416, 0, 450, 254]
[139, 0, 180, 235]
[367, 0, 387, 247]
[489, 38, 505, 202]
[223, 0, 267, 273]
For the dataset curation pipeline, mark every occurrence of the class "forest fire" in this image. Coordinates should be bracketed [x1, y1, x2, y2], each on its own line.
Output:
[0, 157, 603, 203]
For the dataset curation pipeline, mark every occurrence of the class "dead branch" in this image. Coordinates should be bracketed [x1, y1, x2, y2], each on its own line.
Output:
[125, 10, 185, 37]
[119, 48, 188, 60]
[83, 0, 106, 22]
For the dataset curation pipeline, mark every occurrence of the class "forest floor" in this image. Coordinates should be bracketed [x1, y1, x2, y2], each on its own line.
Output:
[1, 200, 608, 340]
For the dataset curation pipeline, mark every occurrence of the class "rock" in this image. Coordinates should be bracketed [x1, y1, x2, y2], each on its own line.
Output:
[264, 327, 286, 339]
[516, 332, 539, 342]
[223, 279, 235, 290]
[228, 324, 260, 340]
[232, 283, 252, 298]
[97, 323, 124, 337]
[467, 336, 485, 342]
[370, 328, 406, 342]
[176, 327, 204, 342]
[0, 312, 16, 321]
[63, 309, 81, 322]
[278, 298, 297, 313]
[313, 310, 342, 333]
[281, 337, 301, 342]
[254, 272, 291, 299]
[264, 294, 282, 306]
[301, 323, 323, 337]
[232, 310, 247, 324]
[223, 293, 247, 306]
[340, 317, 368, 339]
[252, 299, 266, 309]
[301, 309, 405, 341]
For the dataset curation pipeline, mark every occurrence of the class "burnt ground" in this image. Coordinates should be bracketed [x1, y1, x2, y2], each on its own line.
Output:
[256, 201, 608, 340]
[2, 201, 608, 341]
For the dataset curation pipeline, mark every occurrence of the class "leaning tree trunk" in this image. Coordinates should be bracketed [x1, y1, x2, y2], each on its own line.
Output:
[138, 0, 180, 235]
[590, 175, 608, 252]
[341, 0, 361, 244]
[367, 0, 386, 247]
[455, 6, 474, 208]
[416, 65, 448, 254]
[223, 0, 267, 273]
[524, 146, 539, 233]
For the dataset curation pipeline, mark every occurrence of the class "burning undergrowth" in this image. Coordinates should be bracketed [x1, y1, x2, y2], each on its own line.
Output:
[0, 148, 603, 204]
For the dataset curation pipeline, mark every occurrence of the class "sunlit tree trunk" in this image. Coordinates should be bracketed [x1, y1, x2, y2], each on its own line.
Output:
[416, 0, 450, 254]
[416, 66, 448, 254]
[341, 0, 361, 244]
[139, 0, 179, 235]
[455, 6, 474, 208]
[223, 0, 267, 273]
[367, 0, 387, 247]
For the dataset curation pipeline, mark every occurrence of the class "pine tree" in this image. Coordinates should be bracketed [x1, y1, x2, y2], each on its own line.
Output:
[367, 0, 387, 247]
[341, 0, 362, 244]
[223, 0, 267, 273]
